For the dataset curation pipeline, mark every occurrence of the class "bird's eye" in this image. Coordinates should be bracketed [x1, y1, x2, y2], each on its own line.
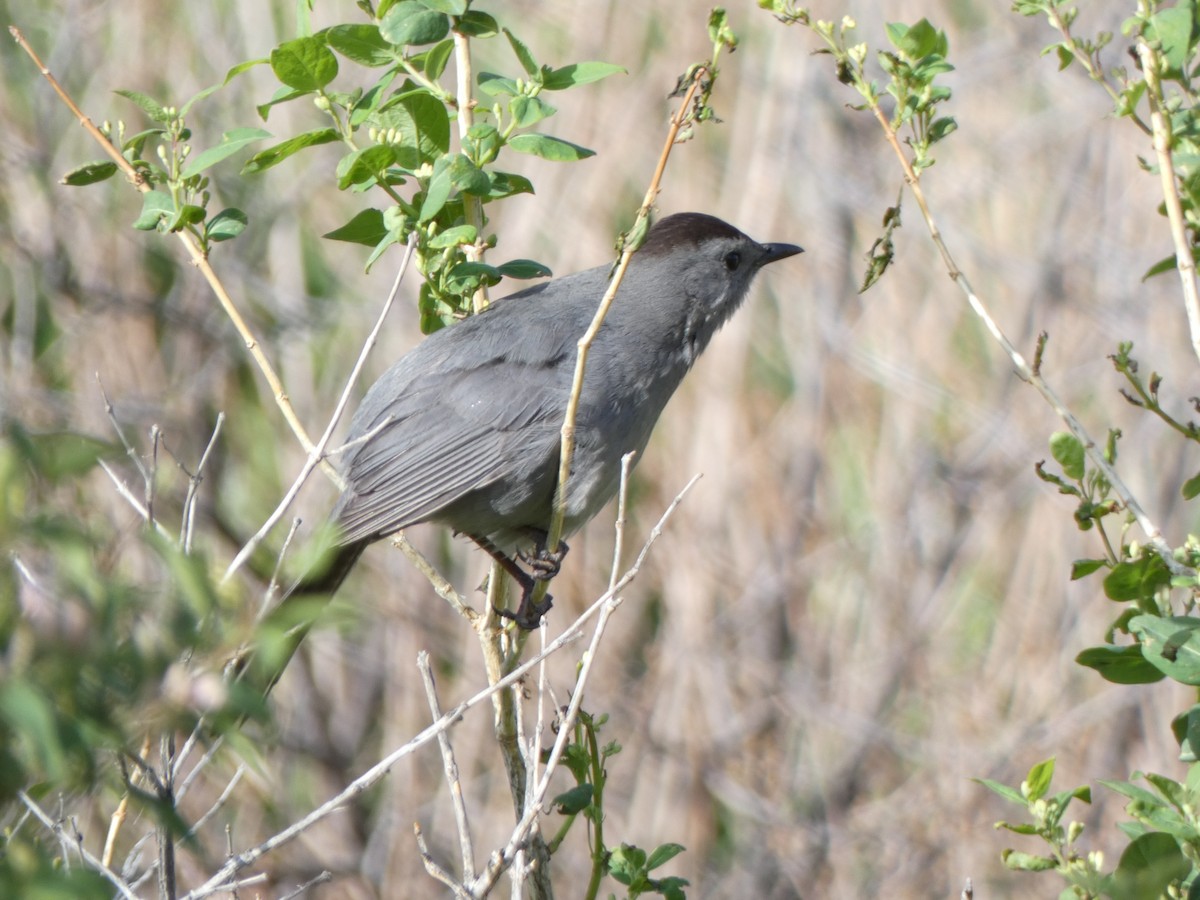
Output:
[723, 251, 741, 271]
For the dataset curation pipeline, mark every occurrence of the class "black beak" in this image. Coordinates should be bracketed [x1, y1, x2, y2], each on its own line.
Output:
[761, 242, 804, 265]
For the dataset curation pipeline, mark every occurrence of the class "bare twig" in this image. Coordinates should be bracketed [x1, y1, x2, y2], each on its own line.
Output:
[97, 460, 174, 539]
[394, 533, 476, 622]
[279, 871, 331, 899]
[9, 26, 327, 466]
[415, 823, 474, 899]
[418, 651, 476, 882]
[863, 94, 1193, 579]
[184, 477, 696, 899]
[537, 67, 710, 611]
[471, 474, 701, 896]
[175, 412, 225, 553]
[222, 233, 417, 583]
[1136, 40, 1200, 369]
[18, 791, 140, 900]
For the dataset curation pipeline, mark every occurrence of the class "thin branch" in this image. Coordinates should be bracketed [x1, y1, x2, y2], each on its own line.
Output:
[10, 26, 327, 467]
[279, 871, 331, 899]
[184, 476, 696, 899]
[222, 232, 417, 583]
[176, 412, 225, 553]
[393, 533, 476, 622]
[863, 96, 1193, 579]
[470, 474, 701, 896]
[18, 791, 140, 900]
[415, 823, 474, 900]
[1136, 40, 1200, 369]
[418, 650, 476, 882]
[534, 65, 710, 614]
[97, 460, 174, 539]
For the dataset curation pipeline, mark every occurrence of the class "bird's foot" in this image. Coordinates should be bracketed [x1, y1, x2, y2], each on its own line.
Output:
[494, 585, 554, 630]
[518, 537, 569, 582]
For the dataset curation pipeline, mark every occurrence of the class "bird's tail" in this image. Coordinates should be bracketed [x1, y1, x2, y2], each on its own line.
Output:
[243, 539, 368, 702]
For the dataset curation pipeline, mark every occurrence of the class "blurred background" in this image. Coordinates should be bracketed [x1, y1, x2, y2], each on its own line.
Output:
[3, 0, 1196, 897]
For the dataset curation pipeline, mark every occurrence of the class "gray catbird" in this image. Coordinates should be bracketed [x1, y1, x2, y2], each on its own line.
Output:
[301, 212, 802, 626]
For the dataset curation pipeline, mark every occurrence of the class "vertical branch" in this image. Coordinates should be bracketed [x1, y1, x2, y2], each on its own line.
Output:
[157, 733, 177, 900]
[530, 66, 710, 616]
[452, 26, 488, 314]
[1136, 40, 1200, 368]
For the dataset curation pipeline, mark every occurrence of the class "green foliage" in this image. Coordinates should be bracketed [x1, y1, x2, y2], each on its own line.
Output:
[546, 709, 689, 900]
[67, 4, 622, 332]
[764, 2, 1200, 897]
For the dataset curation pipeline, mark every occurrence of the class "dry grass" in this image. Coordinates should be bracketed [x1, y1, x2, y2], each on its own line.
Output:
[3, 0, 1196, 897]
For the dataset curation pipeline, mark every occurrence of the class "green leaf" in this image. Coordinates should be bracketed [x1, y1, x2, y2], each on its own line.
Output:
[428, 224, 477, 248]
[365, 230, 401, 273]
[504, 27, 539, 75]
[207, 208, 248, 242]
[509, 95, 556, 128]
[448, 154, 491, 194]
[1171, 706, 1200, 761]
[497, 259, 552, 279]
[487, 171, 535, 199]
[419, 157, 453, 221]
[380, 1, 450, 46]
[1025, 757, 1055, 802]
[376, 92, 452, 162]
[646, 843, 686, 870]
[224, 57, 268, 84]
[1001, 850, 1058, 872]
[132, 191, 174, 230]
[270, 36, 339, 91]
[1131, 615, 1200, 685]
[973, 777, 1025, 805]
[1111, 832, 1189, 900]
[241, 128, 339, 174]
[326, 24, 395, 67]
[1183, 472, 1200, 500]
[179, 81, 224, 117]
[541, 61, 626, 90]
[324, 208, 389, 246]
[928, 116, 957, 142]
[1076, 645, 1165, 685]
[887, 18, 943, 60]
[1071, 558, 1108, 580]
[8, 428, 118, 481]
[1104, 556, 1171, 602]
[256, 86, 310, 120]
[181, 127, 271, 178]
[1148, 6, 1197, 71]
[446, 261, 503, 288]
[167, 204, 207, 232]
[419, 0, 468, 12]
[551, 783, 593, 814]
[115, 89, 172, 123]
[455, 10, 499, 37]
[508, 133, 595, 161]
[0, 681, 68, 782]
[336, 144, 398, 190]
[60, 161, 119, 186]
[422, 39, 455, 80]
[1049, 431, 1085, 481]
[1143, 254, 1179, 281]
[477, 72, 521, 97]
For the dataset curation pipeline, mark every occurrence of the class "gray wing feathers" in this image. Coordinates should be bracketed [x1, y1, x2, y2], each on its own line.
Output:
[332, 345, 575, 545]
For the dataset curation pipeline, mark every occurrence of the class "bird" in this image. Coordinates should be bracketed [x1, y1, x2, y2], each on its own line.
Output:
[299, 212, 802, 626]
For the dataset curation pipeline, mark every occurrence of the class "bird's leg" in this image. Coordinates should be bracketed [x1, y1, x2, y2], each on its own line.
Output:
[470, 534, 554, 629]
[517, 529, 569, 581]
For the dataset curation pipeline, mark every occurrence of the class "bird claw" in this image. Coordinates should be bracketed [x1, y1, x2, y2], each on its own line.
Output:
[494, 588, 554, 630]
[518, 538, 568, 581]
